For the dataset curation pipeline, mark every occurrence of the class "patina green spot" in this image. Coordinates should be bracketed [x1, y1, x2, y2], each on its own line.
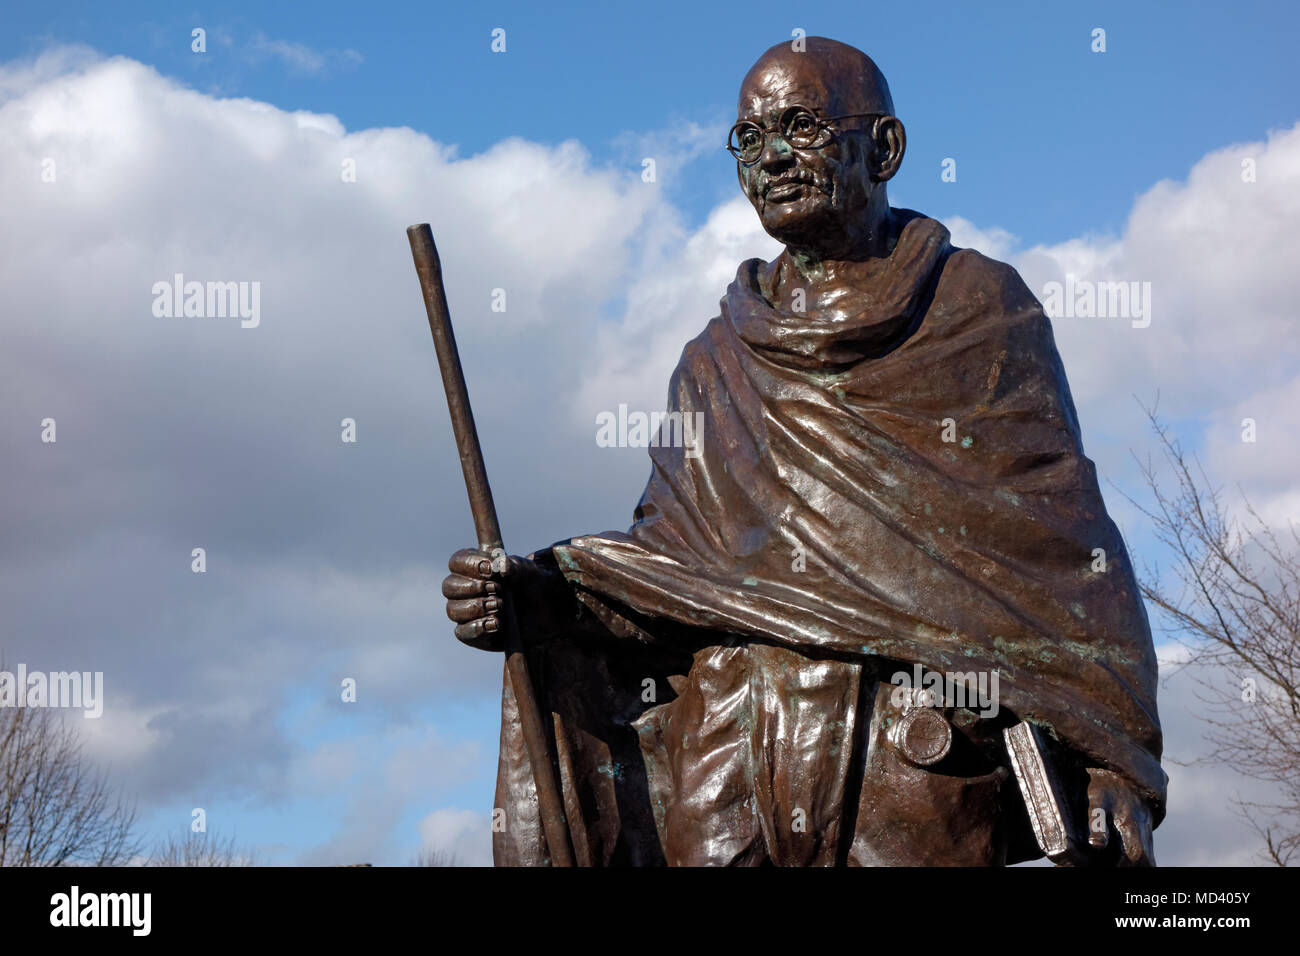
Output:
[961, 436, 973, 448]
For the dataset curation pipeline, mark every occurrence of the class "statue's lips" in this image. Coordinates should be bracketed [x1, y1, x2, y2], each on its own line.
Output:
[765, 181, 817, 203]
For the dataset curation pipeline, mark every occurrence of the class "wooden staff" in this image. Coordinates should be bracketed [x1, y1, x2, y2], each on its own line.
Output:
[406, 223, 575, 868]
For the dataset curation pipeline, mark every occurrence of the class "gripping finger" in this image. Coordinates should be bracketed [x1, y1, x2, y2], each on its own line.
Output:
[442, 574, 498, 600]
[446, 597, 502, 623]
[449, 547, 495, 579]
[1113, 809, 1155, 866]
[454, 617, 502, 651]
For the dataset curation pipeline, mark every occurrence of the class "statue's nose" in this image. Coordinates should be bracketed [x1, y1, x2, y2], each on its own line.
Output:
[759, 133, 796, 172]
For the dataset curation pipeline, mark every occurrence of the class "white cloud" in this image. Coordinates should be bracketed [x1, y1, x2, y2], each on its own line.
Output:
[292, 725, 482, 865]
[1, 49, 679, 854]
[247, 32, 362, 76]
[418, 807, 491, 867]
[575, 195, 780, 429]
[78, 701, 168, 767]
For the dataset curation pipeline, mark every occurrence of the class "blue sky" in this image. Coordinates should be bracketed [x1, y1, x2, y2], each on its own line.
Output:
[2, 1, 1298, 866]
[5, 0, 1297, 244]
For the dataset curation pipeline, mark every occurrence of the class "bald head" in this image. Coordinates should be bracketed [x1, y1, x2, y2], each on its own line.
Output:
[738, 37, 894, 122]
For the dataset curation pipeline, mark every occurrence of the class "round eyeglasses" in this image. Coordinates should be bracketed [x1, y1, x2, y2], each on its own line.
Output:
[726, 105, 883, 165]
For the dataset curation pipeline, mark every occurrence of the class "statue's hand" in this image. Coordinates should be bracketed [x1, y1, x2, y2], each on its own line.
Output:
[1085, 768, 1156, 866]
[441, 547, 572, 652]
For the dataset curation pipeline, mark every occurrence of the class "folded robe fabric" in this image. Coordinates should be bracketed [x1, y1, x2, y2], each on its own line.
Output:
[494, 211, 1166, 865]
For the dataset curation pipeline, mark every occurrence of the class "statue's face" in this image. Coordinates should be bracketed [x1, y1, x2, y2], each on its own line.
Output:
[735, 56, 879, 253]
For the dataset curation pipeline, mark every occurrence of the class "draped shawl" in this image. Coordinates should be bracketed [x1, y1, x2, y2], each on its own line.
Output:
[493, 212, 1165, 865]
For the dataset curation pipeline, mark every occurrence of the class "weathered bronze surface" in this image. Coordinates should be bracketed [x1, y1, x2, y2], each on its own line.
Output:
[439, 36, 1165, 866]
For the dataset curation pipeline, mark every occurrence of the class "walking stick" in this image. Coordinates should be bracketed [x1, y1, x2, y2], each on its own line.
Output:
[406, 223, 576, 868]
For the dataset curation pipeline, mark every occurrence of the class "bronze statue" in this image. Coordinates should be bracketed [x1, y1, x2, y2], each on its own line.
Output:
[438, 37, 1165, 866]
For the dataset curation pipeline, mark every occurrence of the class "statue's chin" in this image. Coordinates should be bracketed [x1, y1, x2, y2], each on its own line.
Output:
[759, 199, 837, 249]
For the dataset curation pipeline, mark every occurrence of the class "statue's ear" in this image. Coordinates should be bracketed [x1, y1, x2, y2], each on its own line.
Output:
[872, 116, 906, 182]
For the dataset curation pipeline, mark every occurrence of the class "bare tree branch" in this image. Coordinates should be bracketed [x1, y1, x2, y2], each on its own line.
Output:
[413, 847, 461, 867]
[0, 706, 140, 866]
[147, 827, 258, 867]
